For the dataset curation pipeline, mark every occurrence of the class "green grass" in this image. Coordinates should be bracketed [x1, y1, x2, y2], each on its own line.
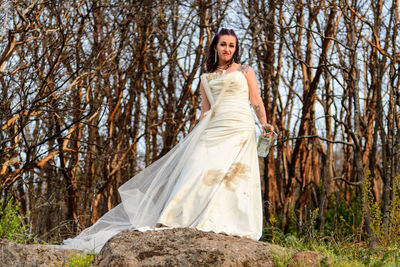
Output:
[0, 196, 35, 243]
[263, 229, 400, 266]
[64, 253, 95, 267]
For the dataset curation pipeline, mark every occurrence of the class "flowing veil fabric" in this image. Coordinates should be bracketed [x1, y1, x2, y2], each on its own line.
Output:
[54, 70, 263, 253]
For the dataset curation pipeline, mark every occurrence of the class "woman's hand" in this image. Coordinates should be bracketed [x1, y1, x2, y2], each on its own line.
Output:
[263, 123, 277, 137]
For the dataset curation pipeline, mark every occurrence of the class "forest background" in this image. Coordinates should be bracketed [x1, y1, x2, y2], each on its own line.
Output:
[0, 0, 399, 256]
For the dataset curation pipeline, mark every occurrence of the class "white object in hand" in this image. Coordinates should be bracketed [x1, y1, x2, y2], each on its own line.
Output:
[257, 135, 275, 157]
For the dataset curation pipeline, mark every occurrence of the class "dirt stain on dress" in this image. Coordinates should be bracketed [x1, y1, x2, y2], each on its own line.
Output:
[202, 162, 250, 191]
[202, 169, 224, 186]
[235, 137, 247, 149]
[223, 162, 250, 191]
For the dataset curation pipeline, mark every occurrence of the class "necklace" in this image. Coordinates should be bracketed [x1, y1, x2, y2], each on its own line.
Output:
[216, 62, 232, 72]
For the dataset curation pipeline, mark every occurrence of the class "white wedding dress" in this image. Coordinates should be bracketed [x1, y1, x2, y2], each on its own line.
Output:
[56, 68, 263, 253]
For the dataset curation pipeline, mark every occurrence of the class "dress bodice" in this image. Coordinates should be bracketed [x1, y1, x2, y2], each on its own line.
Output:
[207, 71, 249, 105]
[200, 69, 254, 132]
[201, 69, 250, 108]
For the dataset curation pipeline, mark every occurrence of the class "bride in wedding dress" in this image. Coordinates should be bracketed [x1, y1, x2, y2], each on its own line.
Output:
[56, 28, 275, 253]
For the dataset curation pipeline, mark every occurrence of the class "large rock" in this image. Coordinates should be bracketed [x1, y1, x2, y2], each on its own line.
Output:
[0, 229, 327, 266]
[0, 239, 79, 266]
[92, 228, 325, 267]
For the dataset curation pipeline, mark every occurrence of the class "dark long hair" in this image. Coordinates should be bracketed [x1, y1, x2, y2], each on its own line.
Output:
[204, 28, 240, 73]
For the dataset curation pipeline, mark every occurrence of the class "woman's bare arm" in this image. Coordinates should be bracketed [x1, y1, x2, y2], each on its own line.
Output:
[243, 66, 275, 135]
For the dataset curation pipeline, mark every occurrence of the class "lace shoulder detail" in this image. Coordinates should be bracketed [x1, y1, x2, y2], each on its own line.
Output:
[238, 64, 251, 74]
[203, 72, 220, 82]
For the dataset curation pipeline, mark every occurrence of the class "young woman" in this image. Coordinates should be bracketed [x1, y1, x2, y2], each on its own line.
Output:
[57, 28, 275, 253]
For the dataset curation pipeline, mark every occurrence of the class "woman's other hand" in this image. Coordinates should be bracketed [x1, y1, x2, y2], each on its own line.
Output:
[263, 123, 277, 137]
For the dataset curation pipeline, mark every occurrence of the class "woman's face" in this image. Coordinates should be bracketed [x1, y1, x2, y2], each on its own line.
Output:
[215, 35, 236, 64]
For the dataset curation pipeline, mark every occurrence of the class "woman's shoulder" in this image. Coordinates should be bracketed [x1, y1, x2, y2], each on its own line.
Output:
[237, 64, 253, 74]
